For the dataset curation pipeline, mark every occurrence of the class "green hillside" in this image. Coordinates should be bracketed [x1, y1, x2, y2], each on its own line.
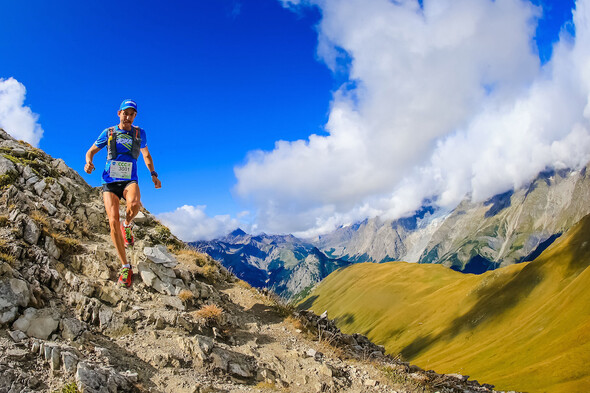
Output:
[299, 214, 590, 392]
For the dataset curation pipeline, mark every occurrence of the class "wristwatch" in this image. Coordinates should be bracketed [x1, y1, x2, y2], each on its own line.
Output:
[150, 171, 158, 177]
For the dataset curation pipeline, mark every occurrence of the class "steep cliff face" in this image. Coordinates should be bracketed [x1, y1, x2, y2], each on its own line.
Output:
[419, 166, 590, 272]
[314, 165, 590, 273]
[316, 206, 446, 263]
[1, 129, 493, 393]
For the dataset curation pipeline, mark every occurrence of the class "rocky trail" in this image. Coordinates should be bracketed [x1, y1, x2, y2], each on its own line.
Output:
[0, 128, 509, 393]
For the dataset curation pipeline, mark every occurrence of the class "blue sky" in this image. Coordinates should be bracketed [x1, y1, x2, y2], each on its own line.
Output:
[0, 0, 584, 240]
[0, 0, 331, 215]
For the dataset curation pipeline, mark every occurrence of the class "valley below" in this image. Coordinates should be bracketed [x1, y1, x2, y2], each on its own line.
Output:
[298, 214, 590, 392]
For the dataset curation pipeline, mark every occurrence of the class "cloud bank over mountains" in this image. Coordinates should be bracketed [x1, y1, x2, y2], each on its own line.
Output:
[233, 0, 590, 237]
[0, 78, 44, 147]
[158, 205, 244, 241]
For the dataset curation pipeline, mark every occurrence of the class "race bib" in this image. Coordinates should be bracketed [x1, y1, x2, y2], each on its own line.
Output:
[110, 160, 133, 179]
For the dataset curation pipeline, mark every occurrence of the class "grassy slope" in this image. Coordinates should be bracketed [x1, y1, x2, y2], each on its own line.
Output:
[300, 215, 590, 392]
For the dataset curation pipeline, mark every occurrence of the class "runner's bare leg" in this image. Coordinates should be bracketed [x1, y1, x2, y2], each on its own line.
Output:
[103, 192, 127, 266]
[122, 183, 141, 226]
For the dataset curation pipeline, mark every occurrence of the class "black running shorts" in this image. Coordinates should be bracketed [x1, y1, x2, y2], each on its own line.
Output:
[102, 181, 137, 200]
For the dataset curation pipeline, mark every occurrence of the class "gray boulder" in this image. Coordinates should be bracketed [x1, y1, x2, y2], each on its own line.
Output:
[0, 278, 31, 324]
[12, 307, 60, 339]
[0, 155, 16, 176]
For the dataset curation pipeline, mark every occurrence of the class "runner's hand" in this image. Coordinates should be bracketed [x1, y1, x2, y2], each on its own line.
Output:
[153, 177, 162, 189]
[84, 162, 95, 174]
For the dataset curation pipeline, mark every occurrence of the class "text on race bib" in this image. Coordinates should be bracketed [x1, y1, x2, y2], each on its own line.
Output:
[110, 161, 133, 179]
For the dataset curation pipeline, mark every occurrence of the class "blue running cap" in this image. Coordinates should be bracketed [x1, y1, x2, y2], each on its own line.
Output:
[119, 99, 137, 112]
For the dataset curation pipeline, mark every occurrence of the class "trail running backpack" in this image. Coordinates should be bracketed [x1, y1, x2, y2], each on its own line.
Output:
[106, 126, 142, 160]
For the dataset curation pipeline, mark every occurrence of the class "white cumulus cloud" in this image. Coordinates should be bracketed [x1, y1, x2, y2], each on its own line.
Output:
[0, 78, 44, 146]
[157, 205, 244, 242]
[234, 0, 590, 237]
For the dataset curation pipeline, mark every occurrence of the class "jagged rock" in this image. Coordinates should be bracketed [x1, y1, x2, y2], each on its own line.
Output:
[0, 155, 16, 176]
[318, 363, 333, 377]
[23, 217, 41, 245]
[191, 281, 213, 299]
[46, 181, 65, 204]
[98, 306, 114, 328]
[33, 178, 46, 196]
[120, 370, 138, 383]
[137, 262, 157, 286]
[340, 334, 357, 346]
[98, 286, 122, 306]
[44, 343, 55, 361]
[76, 361, 134, 393]
[5, 348, 30, 361]
[179, 334, 214, 366]
[79, 256, 111, 280]
[61, 317, 85, 341]
[0, 367, 27, 392]
[8, 329, 28, 343]
[138, 260, 184, 295]
[0, 277, 31, 324]
[154, 317, 165, 330]
[176, 315, 195, 332]
[144, 244, 178, 267]
[62, 351, 79, 374]
[161, 295, 185, 311]
[152, 279, 176, 296]
[42, 200, 57, 215]
[210, 347, 256, 380]
[51, 346, 62, 371]
[52, 158, 70, 174]
[76, 362, 109, 392]
[132, 211, 149, 224]
[45, 236, 61, 259]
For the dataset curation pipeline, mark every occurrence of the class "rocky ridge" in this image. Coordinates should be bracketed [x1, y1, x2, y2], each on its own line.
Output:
[0, 128, 506, 392]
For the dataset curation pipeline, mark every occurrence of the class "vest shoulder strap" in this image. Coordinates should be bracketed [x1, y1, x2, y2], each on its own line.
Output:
[131, 126, 142, 159]
[107, 126, 118, 160]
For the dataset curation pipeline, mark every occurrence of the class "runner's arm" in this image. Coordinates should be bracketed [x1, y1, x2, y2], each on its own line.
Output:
[141, 147, 161, 189]
[84, 145, 101, 174]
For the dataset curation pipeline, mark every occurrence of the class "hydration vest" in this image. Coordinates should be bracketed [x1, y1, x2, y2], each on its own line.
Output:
[106, 126, 141, 160]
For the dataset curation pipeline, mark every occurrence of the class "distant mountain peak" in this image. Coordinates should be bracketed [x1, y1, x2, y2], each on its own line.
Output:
[228, 228, 247, 237]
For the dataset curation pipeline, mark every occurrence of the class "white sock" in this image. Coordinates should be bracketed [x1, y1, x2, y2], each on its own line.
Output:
[122, 264, 131, 269]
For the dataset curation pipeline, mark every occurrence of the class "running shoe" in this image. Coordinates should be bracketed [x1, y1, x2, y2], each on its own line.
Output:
[118, 266, 133, 288]
[120, 221, 134, 247]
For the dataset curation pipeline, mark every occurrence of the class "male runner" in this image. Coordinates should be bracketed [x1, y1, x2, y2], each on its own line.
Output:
[84, 99, 161, 287]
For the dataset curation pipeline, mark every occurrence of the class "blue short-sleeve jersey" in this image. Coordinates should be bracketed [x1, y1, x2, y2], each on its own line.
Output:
[94, 126, 148, 184]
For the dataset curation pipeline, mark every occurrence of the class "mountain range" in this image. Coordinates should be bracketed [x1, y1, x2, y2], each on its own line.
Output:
[191, 229, 351, 300]
[199, 163, 590, 298]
